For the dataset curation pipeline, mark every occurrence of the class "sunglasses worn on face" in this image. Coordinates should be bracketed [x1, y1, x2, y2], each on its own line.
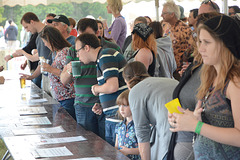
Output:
[201, 0, 217, 10]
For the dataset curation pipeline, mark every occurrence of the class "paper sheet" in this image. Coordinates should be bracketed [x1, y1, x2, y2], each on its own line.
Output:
[20, 116, 52, 126]
[38, 136, 87, 145]
[18, 107, 47, 115]
[30, 94, 40, 98]
[32, 146, 73, 158]
[12, 126, 65, 135]
[29, 98, 48, 103]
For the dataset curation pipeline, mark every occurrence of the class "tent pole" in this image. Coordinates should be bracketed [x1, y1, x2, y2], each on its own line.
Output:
[222, 0, 228, 15]
[155, 0, 159, 21]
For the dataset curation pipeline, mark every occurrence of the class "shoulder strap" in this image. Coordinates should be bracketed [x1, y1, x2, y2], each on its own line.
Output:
[128, 49, 140, 60]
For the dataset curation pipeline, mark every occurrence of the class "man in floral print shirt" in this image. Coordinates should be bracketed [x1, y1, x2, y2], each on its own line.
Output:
[161, 1, 193, 80]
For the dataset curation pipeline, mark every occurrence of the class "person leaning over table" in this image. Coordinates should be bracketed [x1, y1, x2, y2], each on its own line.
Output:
[40, 26, 75, 120]
[60, 18, 122, 141]
[74, 33, 127, 146]
[123, 61, 178, 160]
[20, 12, 52, 96]
[169, 15, 240, 159]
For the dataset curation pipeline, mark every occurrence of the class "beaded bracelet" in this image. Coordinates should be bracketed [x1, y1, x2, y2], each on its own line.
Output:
[195, 121, 204, 134]
[10, 54, 14, 58]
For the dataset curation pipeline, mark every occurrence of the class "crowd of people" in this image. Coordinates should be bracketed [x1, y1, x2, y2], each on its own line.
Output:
[2, 0, 240, 159]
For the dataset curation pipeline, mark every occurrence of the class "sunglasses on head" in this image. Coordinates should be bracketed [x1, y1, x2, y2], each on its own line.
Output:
[201, 0, 217, 10]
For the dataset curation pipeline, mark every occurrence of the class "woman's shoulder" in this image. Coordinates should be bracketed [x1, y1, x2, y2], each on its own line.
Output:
[138, 48, 152, 55]
[226, 77, 240, 99]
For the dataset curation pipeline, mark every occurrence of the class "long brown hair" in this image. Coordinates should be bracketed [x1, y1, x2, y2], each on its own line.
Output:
[40, 26, 71, 51]
[123, 61, 150, 89]
[197, 25, 240, 100]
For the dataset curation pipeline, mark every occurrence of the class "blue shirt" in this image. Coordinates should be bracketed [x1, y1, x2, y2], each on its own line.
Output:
[115, 120, 140, 160]
[66, 35, 76, 46]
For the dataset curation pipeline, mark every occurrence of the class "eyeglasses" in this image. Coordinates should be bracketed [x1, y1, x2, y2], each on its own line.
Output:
[201, 0, 217, 11]
[76, 46, 85, 53]
[162, 12, 171, 15]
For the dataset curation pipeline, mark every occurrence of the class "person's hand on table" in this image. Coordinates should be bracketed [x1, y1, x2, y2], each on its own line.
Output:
[20, 73, 33, 80]
[92, 103, 103, 115]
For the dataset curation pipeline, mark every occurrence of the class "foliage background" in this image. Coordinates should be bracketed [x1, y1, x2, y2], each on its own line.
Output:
[0, 2, 111, 40]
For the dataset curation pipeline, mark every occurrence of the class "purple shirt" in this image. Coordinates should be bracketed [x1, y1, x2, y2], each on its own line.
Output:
[104, 16, 127, 49]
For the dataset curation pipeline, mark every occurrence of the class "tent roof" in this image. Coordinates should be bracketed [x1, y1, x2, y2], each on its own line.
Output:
[0, 0, 154, 7]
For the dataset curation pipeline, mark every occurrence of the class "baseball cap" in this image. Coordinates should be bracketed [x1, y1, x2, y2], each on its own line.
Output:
[47, 15, 70, 26]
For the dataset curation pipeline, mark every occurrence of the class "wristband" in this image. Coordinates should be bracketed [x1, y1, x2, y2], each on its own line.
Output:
[10, 54, 14, 58]
[195, 121, 204, 134]
[67, 70, 72, 75]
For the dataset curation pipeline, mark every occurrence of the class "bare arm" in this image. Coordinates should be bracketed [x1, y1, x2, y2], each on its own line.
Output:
[199, 80, 240, 147]
[4, 49, 25, 62]
[91, 77, 119, 95]
[42, 62, 61, 77]
[134, 48, 153, 70]
[170, 80, 240, 147]
[60, 63, 73, 85]
[115, 134, 119, 149]
[138, 142, 151, 160]
[21, 65, 41, 80]
[21, 50, 39, 62]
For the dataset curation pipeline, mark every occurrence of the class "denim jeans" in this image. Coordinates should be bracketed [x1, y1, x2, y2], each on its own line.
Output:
[59, 98, 76, 120]
[32, 74, 42, 88]
[75, 104, 105, 140]
[104, 108, 119, 146]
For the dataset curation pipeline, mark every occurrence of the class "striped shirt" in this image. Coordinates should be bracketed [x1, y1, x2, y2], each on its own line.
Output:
[65, 37, 122, 107]
[97, 48, 127, 108]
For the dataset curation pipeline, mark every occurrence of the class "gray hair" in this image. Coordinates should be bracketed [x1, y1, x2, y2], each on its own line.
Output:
[163, 1, 180, 20]
[60, 22, 72, 33]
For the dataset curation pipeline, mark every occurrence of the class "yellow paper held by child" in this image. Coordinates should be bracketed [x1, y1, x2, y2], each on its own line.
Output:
[165, 98, 183, 114]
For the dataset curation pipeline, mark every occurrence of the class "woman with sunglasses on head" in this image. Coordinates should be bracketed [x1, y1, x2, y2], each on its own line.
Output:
[169, 15, 240, 159]
[40, 26, 76, 120]
[167, 12, 221, 160]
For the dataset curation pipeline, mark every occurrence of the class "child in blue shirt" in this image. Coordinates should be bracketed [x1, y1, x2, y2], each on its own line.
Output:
[115, 89, 140, 160]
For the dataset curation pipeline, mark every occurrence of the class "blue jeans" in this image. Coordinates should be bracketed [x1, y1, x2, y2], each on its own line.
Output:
[74, 104, 105, 140]
[59, 98, 76, 120]
[104, 108, 119, 146]
[32, 73, 42, 88]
